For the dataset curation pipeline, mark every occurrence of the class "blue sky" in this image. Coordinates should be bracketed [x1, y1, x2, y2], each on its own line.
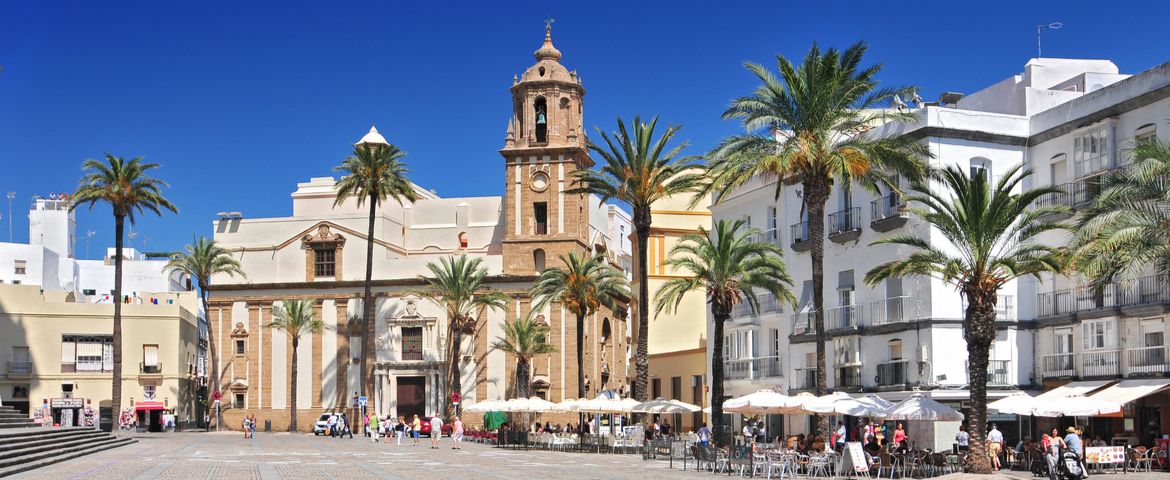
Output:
[2, 0, 1168, 256]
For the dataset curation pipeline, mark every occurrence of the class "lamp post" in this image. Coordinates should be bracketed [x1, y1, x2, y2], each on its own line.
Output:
[6, 192, 14, 242]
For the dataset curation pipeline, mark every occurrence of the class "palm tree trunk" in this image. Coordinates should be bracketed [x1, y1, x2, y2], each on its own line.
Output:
[633, 207, 652, 401]
[111, 214, 125, 437]
[290, 336, 299, 432]
[711, 307, 729, 448]
[963, 292, 997, 474]
[361, 193, 377, 407]
[201, 288, 218, 431]
[576, 310, 586, 427]
[805, 181, 830, 439]
[447, 322, 462, 418]
[516, 359, 530, 398]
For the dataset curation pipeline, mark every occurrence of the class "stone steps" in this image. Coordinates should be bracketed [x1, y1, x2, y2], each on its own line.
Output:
[0, 428, 135, 478]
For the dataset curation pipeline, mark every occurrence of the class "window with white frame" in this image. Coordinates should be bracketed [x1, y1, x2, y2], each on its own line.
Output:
[770, 328, 780, 357]
[767, 206, 778, 241]
[14, 260, 26, 275]
[970, 157, 993, 180]
[1054, 327, 1074, 354]
[834, 337, 858, 366]
[1074, 126, 1111, 177]
[888, 339, 903, 361]
[1135, 123, 1157, 144]
[1082, 319, 1117, 350]
[1141, 318, 1164, 347]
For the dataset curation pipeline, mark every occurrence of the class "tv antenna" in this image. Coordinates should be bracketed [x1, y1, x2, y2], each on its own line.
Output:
[1037, 22, 1063, 58]
[86, 230, 96, 259]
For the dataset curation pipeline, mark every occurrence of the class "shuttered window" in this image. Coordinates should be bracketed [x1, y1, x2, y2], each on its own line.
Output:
[143, 345, 159, 366]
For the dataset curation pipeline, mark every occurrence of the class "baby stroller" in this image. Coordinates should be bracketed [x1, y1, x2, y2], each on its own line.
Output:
[1032, 449, 1084, 480]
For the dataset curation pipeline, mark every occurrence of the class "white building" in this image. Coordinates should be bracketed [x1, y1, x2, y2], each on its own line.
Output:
[709, 57, 1170, 448]
[0, 196, 186, 300]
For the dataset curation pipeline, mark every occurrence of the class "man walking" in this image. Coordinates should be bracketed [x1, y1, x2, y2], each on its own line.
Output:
[369, 414, 380, 443]
[835, 421, 847, 452]
[987, 424, 1004, 470]
[430, 415, 444, 449]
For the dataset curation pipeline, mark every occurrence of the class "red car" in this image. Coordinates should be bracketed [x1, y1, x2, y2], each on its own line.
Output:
[419, 416, 453, 437]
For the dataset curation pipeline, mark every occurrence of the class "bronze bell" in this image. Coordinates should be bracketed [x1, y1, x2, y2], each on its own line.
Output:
[536, 112, 547, 125]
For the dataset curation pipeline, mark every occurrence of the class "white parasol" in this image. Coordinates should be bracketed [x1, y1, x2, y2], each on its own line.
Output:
[723, 389, 805, 415]
[987, 393, 1040, 415]
[803, 392, 888, 417]
[501, 396, 564, 413]
[464, 399, 507, 413]
[1031, 394, 1121, 417]
[631, 397, 702, 414]
[883, 393, 964, 421]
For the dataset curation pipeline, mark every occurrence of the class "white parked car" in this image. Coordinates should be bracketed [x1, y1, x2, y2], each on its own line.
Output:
[313, 413, 338, 435]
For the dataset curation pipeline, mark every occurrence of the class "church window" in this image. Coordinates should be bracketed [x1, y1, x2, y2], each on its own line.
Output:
[314, 247, 336, 277]
[534, 97, 548, 143]
[402, 327, 423, 361]
[534, 202, 548, 235]
[538, 66, 546, 77]
[533, 249, 546, 272]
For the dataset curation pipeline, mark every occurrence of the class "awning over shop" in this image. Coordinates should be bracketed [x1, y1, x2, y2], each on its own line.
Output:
[134, 401, 165, 411]
[1088, 378, 1170, 405]
[1034, 380, 1114, 402]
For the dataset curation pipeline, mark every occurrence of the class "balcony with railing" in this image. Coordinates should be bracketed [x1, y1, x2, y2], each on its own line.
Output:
[61, 359, 113, 373]
[792, 368, 818, 392]
[6, 360, 32, 375]
[790, 221, 811, 253]
[791, 310, 814, 335]
[988, 360, 1012, 385]
[725, 356, 784, 381]
[826, 305, 858, 331]
[139, 362, 163, 376]
[827, 207, 862, 243]
[869, 296, 913, 325]
[749, 228, 784, 248]
[1038, 274, 1170, 318]
[1126, 346, 1168, 376]
[1040, 353, 1076, 379]
[961, 294, 1016, 321]
[732, 292, 784, 320]
[1082, 350, 1122, 378]
[1034, 182, 1074, 212]
[870, 195, 908, 232]
[835, 365, 862, 391]
[876, 359, 909, 387]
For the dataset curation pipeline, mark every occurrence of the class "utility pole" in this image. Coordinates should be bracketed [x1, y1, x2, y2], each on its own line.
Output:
[6, 192, 14, 242]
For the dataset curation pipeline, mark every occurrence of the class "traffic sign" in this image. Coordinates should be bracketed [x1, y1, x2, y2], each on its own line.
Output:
[450, 392, 462, 403]
[212, 390, 222, 401]
[358, 396, 368, 407]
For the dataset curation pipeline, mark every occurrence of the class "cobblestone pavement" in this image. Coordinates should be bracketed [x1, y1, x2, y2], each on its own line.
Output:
[10, 432, 714, 480]
[16, 433, 1170, 480]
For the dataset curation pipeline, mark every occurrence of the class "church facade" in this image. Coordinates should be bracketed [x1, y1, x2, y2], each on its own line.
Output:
[206, 27, 633, 431]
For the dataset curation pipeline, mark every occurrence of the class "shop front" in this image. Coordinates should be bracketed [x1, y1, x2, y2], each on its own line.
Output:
[134, 401, 166, 432]
[46, 398, 95, 427]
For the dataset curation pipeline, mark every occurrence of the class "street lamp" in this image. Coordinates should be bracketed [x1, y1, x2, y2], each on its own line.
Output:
[1036, 22, 1063, 58]
[6, 192, 14, 242]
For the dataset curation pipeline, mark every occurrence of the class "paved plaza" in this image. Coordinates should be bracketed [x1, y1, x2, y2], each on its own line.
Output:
[13, 432, 1170, 480]
[9, 431, 713, 480]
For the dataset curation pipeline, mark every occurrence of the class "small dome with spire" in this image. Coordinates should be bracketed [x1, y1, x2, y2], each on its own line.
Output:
[516, 24, 579, 86]
[355, 125, 388, 147]
[533, 25, 562, 62]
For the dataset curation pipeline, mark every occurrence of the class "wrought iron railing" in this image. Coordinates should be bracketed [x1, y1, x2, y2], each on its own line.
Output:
[725, 356, 784, 380]
[1082, 350, 1122, 378]
[827, 305, 858, 330]
[1126, 346, 1169, 376]
[1040, 353, 1075, 378]
[877, 360, 909, 386]
[790, 221, 810, 245]
[870, 194, 905, 221]
[869, 296, 912, 325]
[827, 207, 862, 235]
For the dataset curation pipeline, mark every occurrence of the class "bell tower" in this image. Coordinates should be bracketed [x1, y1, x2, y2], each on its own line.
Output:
[500, 24, 593, 275]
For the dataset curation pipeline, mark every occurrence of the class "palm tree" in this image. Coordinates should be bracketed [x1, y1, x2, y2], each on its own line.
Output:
[333, 135, 417, 404]
[1073, 137, 1170, 282]
[266, 298, 331, 432]
[164, 236, 245, 430]
[490, 316, 557, 398]
[530, 252, 629, 403]
[570, 116, 704, 401]
[71, 154, 177, 436]
[654, 219, 794, 448]
[706, 42, 927, 434]
[417, 255, 510, 417]
[864, 165, 1067, 473]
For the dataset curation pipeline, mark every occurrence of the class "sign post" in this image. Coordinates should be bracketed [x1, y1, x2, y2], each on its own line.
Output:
[451, 392, 462, 417]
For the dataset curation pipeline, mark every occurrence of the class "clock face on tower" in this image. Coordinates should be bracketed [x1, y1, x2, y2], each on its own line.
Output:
[531, 171, 550, 192]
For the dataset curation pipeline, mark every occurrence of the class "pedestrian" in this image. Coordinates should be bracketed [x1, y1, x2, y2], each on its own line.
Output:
[452, 416, 464, 450]
[411, 415, 422, 446]
[1045, 428, 1066, 480]
[340, 413, 353, 438]
[697, 423, 711, 448]
[369, 414, 380, 443]
[987, 423, 1004, 470]
[395, 416, 406, 445]
[429, 415, 444, 449]
[327, 413, 337, 437]
[835, 421, 847, 451]
[1064, 426, 1088, 478]
[242, 416, 249, 438]
[955, 424, 969, 451]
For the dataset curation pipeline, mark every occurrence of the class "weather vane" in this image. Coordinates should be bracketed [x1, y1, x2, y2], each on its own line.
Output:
[545, 17, 555, 33]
